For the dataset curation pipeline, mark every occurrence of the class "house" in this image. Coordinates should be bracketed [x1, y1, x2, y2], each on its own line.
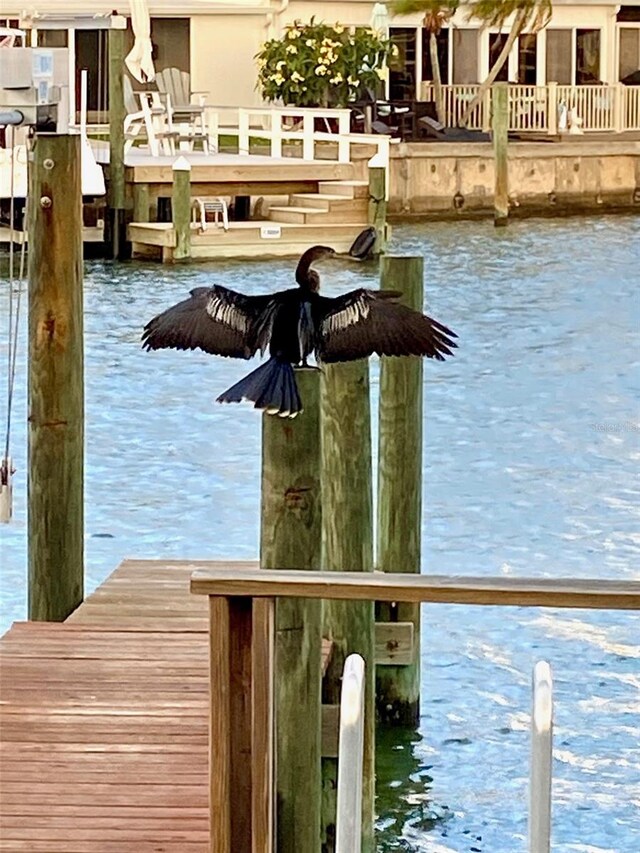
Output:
[1, 1, 639, 122]
[388, 1, 640, 100]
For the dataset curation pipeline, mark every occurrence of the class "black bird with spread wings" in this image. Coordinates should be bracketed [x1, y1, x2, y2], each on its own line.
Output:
[141, 245, 457, 417]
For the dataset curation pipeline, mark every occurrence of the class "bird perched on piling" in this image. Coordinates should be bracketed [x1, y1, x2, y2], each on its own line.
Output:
[141, 245, 457, 417]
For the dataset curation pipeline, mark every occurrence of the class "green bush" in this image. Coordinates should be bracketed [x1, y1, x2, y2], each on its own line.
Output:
[256, 19, 395, 108]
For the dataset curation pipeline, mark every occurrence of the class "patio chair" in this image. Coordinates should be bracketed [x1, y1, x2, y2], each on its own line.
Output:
[124, 77, 178, 157]
[155, 68, 213, 153]
[155, 67, 208, 117]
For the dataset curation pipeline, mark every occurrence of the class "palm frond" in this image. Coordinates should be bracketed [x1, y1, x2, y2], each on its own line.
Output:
[390, 0, 459, 32]
[467, 0, 551, 32]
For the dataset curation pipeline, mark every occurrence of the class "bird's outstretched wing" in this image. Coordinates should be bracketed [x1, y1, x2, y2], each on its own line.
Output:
[141, 285, 276, 359]
[315, 289, 457, 363]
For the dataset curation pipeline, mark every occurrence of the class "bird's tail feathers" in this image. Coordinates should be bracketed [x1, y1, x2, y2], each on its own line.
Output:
[216, 358, 302, 418]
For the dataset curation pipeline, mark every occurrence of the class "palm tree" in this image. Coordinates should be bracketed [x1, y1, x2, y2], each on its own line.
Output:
[459, 0, 552, 126]
[390, 1, 459, 124]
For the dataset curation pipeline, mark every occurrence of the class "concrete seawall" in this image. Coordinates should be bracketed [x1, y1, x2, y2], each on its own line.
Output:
[357, 140, 640, 220]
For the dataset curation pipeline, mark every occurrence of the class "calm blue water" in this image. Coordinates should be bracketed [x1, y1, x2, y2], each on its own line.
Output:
[1, 216, 639, 852]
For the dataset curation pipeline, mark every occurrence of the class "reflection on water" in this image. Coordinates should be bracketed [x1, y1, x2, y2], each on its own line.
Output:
[1, 215, 639, 851]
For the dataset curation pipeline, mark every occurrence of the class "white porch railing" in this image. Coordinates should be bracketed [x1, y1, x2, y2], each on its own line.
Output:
[624, 86, 640, 132]
[420, 82, 640, 134]
[558, 84, 614, 132]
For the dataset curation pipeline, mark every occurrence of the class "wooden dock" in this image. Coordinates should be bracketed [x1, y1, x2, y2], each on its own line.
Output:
[0, 558, 334, 851]
[123, 151, 371, 260]
[0, 560, 229, 851]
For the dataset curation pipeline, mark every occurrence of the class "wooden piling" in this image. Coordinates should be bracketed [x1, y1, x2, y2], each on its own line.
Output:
[172, 157, 192, 261]
[368, 165, 387, 254]
[376, 256, 423, 726]
[133, 183, 150, 223]
[108, 22, 127, 258]
[493, 82, 509, 227]
[261, 368, 322, 853]
[28, 134, 84, 622]
[320, 361, 375, 852]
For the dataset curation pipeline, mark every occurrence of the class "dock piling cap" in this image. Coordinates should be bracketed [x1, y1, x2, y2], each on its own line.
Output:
[173, 155, 191, 172]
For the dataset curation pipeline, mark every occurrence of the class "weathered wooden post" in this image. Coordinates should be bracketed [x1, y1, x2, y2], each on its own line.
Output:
[108, 16, 127, 258]
[172, 156, 192, 261]
[493, 82, 509, 227]
[261, 368, 323, 853]
[133, 182, 150, 223]
[321, 361, 375, 852]
[28, 134, 84, 621]
[376, 256, 423, 726]
[368, 158, 387, 255]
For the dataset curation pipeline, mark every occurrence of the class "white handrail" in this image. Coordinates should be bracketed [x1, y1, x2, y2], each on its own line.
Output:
[335, 653, 366, 853]
[529, 660, 553, 853]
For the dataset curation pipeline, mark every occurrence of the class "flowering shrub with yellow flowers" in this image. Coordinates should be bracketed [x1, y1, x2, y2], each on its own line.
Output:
[256, 19, 393, 108]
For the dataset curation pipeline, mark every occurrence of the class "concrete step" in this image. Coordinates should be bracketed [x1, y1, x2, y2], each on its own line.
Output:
[318, 180, 369, 199]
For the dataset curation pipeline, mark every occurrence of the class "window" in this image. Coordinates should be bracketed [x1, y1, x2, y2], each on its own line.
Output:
[619, 28, 640, 81]
[75, 29, 109, 119]
[389, 28, 416, 100]
[489, 33, 510, 82]
[422, 28, 449, 84]
[518, 33, 537, 84]
[150, 18, 190, 74]
[576, 29, 601, 84]
[452, 29, 477, 83]
[617, 6, 640, 23]
[546, 30, 572, 84]
[38, 29, 68, 48]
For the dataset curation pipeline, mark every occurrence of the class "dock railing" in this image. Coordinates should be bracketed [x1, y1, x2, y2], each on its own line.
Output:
[189, 569, 640, 853]
[203, 104, 393, 169]
[529, 661, 553, 853]
[336, 654, 366, 853]
[420, 82, 640, 133]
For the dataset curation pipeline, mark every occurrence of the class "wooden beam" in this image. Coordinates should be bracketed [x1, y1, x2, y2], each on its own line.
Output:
[208, 596, 230, 853]
[367, 165, 387, 254]
[260, 368, 322, 853]
[28, 133, 84, 623]
[321, 704, 341, 759]
[191, 570, 640, 610]
[377, 255, 424, 725]
[172, 158, 191, 260]
[229, 596, 253, 850]
[208, 595, 259, 853]
[375, 622, 414, 666]
[252, 599, 274, 853]
[108, 25, 127, 258]
[320, 359, 375, 852]
[493, 82, 509, 226]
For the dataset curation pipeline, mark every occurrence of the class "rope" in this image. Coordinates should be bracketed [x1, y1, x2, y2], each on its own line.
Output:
[3, 125, 25, 470]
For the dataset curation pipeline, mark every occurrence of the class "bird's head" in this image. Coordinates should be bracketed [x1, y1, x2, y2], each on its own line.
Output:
[296, 245, 337, 289]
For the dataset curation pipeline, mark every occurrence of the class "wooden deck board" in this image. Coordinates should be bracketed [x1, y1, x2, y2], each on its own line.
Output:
[0, 560, 217, 850]
[0, 558, 331, 849]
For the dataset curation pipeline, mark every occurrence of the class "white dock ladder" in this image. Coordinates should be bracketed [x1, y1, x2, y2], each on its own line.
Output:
[335, 653, 366, 853]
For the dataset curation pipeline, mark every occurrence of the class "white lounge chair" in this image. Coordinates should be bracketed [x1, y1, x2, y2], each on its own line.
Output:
[124, 75, 178, 157]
